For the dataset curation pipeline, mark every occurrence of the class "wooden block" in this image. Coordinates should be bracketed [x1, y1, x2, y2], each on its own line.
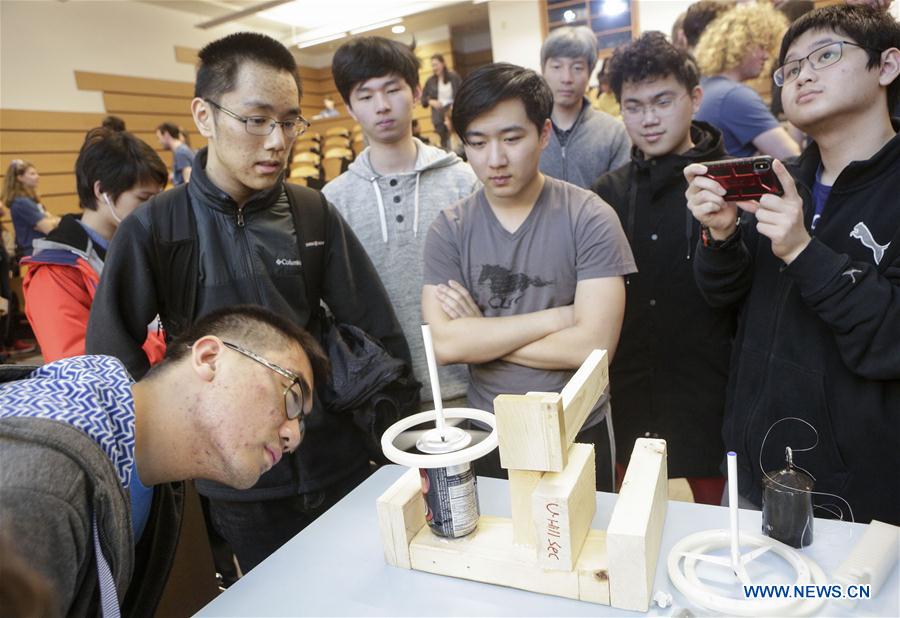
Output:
[494, 392, 566, 472]
[560, 349, 609, 445]
[493, 351, 608, 473]
[508, 470, 543, 547]
[376, 468, 426, 569]
[532, 443, 596, 571]
[606, 438, 668, 612]
[409, 516, 580, 600]
[576, 529, 610, 605]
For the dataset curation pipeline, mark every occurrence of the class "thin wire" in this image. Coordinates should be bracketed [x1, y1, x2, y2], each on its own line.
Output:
[758, 417, 855, 527]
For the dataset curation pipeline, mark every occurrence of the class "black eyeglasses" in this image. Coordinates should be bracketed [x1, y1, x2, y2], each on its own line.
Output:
[205, 99, 310, 138]
[221, 341, 313, 421]
[773, 40, 881, 87]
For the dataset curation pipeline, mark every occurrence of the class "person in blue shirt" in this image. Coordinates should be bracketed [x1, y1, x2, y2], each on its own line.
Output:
[0, 305, 327, 616]
[1, 159, 60, 257]
[694, 2, 802, 159]
[156, 122, 195, 185]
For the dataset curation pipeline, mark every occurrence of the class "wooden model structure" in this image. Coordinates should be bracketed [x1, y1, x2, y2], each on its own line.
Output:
[377, 350, 670, 611]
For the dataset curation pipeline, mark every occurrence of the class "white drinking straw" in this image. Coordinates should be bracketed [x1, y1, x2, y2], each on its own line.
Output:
[421, 324, 447, 441]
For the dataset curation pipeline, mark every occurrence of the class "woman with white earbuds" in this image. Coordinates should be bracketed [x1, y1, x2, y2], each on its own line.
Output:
[21, 127, 168, 362]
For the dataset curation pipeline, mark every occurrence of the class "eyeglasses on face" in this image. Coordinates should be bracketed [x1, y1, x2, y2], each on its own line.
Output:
[205, 99, 311, 138]
[621, 92, 690, 120]
[773, 40, 881, 87]
[220, 341, 313, 421]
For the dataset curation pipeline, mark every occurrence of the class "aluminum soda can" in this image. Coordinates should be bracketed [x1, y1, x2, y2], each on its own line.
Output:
[419, 462, 479, 538]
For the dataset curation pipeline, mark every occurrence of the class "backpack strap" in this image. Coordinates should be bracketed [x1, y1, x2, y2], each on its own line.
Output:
[148, 187, 198, 341]
[285, 184, 328, 312]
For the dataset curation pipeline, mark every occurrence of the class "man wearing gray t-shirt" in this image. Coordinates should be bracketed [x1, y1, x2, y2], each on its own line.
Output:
[423, 64, 636, 490]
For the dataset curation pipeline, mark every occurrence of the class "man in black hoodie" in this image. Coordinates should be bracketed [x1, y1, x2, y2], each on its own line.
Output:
[593, 32, 737, 504]
[86, 33, 412, 571]
[686, 4, 900, 524]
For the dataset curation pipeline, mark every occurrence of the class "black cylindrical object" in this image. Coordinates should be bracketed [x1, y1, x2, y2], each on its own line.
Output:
[762, 452, 814, 548]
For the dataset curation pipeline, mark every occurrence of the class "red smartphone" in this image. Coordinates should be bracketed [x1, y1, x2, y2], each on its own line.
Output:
[700, 155, 784, 201]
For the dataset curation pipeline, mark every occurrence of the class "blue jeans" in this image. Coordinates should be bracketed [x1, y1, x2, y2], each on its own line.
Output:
[208, 464, 372, 573]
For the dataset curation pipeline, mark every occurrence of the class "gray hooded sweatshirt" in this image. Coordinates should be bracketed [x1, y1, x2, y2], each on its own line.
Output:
[323, 139, 479, 402]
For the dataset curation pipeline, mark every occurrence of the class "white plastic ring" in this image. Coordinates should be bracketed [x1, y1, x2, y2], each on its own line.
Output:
[381, 407, 498, 469]
[667, 529, 827, 616]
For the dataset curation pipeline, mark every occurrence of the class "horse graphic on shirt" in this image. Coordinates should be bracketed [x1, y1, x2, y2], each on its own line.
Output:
[849, 222, 890, 265]
[478, 264, 553, 309]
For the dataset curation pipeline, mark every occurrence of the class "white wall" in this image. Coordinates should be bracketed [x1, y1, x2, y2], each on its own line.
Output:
[488, 0, 543, 71]
[0, 0, 285, 113]
[636, 0, 692, 37]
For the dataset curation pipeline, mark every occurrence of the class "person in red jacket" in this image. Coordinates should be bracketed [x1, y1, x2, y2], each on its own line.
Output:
[22, 128, 167, 362]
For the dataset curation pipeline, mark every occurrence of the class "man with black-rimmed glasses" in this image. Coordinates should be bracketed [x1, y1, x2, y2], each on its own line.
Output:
[86, 32, 413, 572]
[2, 306, 326, 616]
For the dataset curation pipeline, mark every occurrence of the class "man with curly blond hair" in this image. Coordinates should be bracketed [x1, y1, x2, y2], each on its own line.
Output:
[694, 2, 801, 158]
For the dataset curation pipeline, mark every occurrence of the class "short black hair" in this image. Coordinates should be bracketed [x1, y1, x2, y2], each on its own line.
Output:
[75, 128, 167, 211]
[608, 31, 701, 102]
[160, 305, 330, 389]
[101, 115, 126, 132]
[156, 122, 180, 139]
[778, 4, 900, 113]
[451, 63, 553, 143]
[195, 32, 301, 101]
[683, 0, 734, 48]
[331, 37, 420, 105]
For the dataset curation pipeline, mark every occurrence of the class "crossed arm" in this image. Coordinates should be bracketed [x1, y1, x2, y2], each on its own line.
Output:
[422, 276, 625, 370]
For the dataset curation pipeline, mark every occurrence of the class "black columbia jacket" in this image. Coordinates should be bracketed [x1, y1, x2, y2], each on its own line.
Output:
[86, 149, 412, 498]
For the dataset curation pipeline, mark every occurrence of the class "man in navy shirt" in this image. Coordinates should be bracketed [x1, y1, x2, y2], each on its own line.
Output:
[156, 122, 195, 185]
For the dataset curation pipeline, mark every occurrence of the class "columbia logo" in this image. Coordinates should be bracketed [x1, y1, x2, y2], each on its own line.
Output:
[276, 258, 302, 266]
[305, 240, 325, 247]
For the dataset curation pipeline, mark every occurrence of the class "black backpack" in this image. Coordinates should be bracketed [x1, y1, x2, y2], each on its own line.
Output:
[147, 183, 420, 456]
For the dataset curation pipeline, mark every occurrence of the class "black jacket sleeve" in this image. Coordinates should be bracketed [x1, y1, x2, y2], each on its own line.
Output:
[692, 225, 755, 308]
[785, 237, 900, 379]
[421, 75, 437, 109]
[85, 208, 160, 380]
[320, 201, 413, 366]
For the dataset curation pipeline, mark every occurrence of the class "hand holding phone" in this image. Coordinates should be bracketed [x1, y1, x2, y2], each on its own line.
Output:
[699, 156, 785, 201]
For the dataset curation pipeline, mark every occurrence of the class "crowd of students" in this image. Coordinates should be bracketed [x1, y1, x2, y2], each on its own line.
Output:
[1, 2, 898, 615]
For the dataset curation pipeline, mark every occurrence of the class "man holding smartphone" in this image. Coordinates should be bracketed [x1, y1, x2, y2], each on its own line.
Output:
[685, 4, 900, 524]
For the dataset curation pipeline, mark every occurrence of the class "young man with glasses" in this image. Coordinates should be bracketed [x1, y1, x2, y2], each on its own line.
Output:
[685, 4, 900, 524]
[86, 32, 412, 572]
[1, 306, 326, 616]
[591, 32, 736, 505]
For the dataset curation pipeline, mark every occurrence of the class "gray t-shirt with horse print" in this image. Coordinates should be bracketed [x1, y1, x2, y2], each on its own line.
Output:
[423, 175, 636, 425]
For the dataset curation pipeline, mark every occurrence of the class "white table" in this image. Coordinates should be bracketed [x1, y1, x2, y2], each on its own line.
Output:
[197, 465, 899, 617]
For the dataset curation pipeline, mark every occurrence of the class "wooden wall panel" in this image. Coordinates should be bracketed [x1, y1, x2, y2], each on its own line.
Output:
[76, 70, 194, 98]
[41, 195, 82, 216]
[175, 46, 199, 66]
[0, 153, 79, 175]
[32, 173, 76, 197]
[104, 93, 193, 116]
[0, 131, 89, 153]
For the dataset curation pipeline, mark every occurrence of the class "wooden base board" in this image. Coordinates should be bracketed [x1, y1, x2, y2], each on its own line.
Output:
[408, 515, 610, 605]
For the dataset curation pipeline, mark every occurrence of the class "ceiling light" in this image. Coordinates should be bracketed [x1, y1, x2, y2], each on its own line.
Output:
[563, 9, 576, 23]
[392, 25, 406, 34]
[296, 32, 348, 49]
[601, 0, 628, 18]
[349, 18, 403, 35]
